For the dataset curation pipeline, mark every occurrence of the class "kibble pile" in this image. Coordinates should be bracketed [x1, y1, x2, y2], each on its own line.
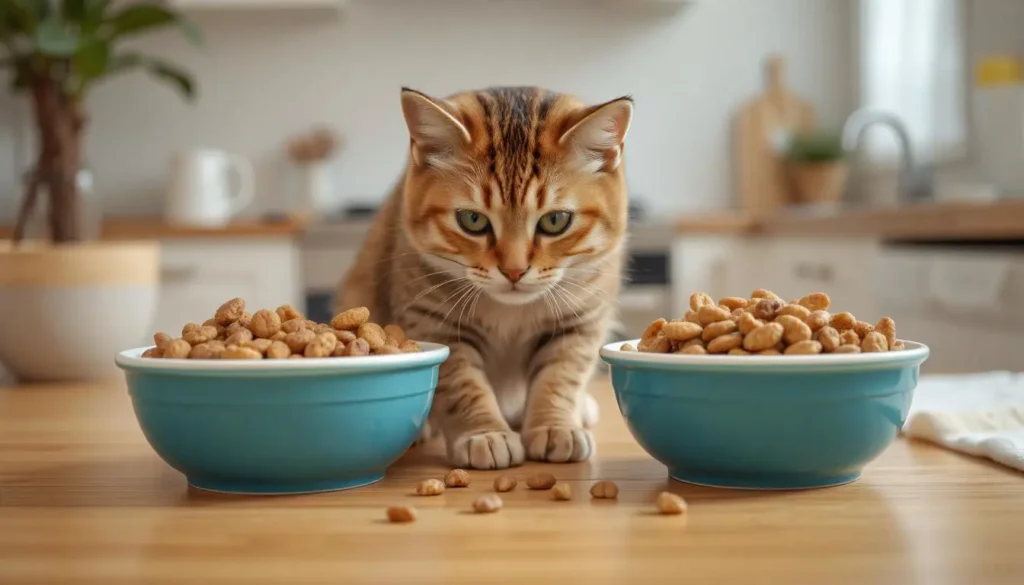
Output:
[625, 289, 903, 356]
[142, 298, 421, 360]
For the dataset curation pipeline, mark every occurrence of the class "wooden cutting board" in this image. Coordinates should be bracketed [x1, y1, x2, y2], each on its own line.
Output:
[733, 55, 816, 215]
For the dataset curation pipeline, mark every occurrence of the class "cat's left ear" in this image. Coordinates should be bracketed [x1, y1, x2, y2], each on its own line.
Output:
[558, 96, 633, 173]
[401, 87, 472, 170]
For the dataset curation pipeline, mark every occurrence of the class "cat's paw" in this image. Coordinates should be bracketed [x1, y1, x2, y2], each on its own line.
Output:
[523, 425, 595, 463]
[448, 431, 525, 470]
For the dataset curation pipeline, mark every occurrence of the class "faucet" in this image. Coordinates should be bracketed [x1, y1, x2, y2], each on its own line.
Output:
[840, 108, 933, 205]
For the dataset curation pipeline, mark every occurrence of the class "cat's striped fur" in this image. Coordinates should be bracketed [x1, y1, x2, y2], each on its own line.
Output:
[337, 86, 632, 469]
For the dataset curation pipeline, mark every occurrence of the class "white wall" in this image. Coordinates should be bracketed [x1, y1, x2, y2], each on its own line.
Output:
[0, 0, 856, 221]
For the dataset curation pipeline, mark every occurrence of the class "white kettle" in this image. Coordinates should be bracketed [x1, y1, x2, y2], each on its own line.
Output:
[165, 149, 255, 227]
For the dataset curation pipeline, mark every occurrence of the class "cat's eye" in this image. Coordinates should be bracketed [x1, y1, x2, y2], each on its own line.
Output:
[455, 209, 491, 235]
[537, 211, 573, 236]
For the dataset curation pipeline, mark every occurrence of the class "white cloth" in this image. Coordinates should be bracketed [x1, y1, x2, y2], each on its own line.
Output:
[902, 372, 1024, 472]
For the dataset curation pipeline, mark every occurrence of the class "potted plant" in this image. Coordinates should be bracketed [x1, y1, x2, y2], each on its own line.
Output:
[785, 129, 849, 206]
[0, 1, 201, 382]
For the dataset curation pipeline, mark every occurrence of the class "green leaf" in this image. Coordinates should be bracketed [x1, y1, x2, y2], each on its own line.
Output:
[34, 16, 80, 57]
[62, 0, 87, 21]
[82, 0, 112, 33]
[74, 37, 109, 79]
[105, 52, 196, 102]
[25, 0, 51, 22]
[4, 1, 41, 34]
[108, 4, 202, 45]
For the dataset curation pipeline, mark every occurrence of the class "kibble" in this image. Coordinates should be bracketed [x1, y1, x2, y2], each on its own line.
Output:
[472, 494, 503, 514]
[444, 469, 471, 488]
[416, 479, 445, 496]
[526, 473, 557, 490]
[494, 475, 517, 492]
[590, 481, 619, 499]
[386, 506, 417, 523]
[655, 492, 688, 515]
[551, 482, 572, 501]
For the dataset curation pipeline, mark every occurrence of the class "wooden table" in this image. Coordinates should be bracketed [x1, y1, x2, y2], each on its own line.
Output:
[2, 379, 1022, 585]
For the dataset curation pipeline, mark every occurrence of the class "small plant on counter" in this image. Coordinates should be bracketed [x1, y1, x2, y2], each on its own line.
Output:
[785, 129, 845, 163]
[784, 128, 848, 206]
[0, 0, 202, 244]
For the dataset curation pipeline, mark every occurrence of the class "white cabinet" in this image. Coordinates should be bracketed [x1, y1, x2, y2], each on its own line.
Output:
[153, 238, 301, 335]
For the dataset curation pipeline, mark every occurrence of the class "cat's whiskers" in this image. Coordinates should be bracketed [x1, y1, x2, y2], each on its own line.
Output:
[551, 284, 584, 324]
[400, 276, 469, 313]
[433, 282, 480, 338]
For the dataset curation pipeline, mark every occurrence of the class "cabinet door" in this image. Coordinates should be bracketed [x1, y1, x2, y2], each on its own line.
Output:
[153, 239, 301, 335]
[761, 237, 879, 318]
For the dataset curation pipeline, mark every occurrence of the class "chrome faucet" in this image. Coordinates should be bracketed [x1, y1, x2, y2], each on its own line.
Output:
[840, 108, 933, 205]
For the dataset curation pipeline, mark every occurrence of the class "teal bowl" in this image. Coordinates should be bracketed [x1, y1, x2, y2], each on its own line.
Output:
[115, 343, 449, 495]
[600, 339, 929, 490]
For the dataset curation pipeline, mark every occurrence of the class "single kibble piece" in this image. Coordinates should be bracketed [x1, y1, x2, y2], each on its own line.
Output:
[472, 494, 503, 514]
[731, 308, 744, 318]
[335, 329, 358, 344]
[776, 315, 812, 345]
[141, 347, 162, 358]
[181, 323, 217, 345]
[784, 340, 823, 355]
[805, 310, 831, 332]
[758, 348, 782, 355]
[683, 310, 701, 324]
[743, 322, 784, 352]
[225, 328, 254, 346]
[188, 342, 221, 360]
[750, 298, 783, 321]
[270, 331, 287, 342]
[383, 324, 408, 345]
[331, 342, 347, 357]
[751, 288, 780, 300]
[284, 329, 316, 353]
[830, 312, 857, 331]
[681, 338, 704, 348]
[689, 292, 714, 311]
[288, 354, 304, 359]
[892, 340, 906, 351]
[332, 307, 370, 331]
[280, 318, 307, 334]
[736, 312, 763, 335]
[526, 473, 557, 490]
[620, 343, 636, 352]
[707, 332, 743, 354]
[552, 482, 572, 501]
[163, 339, 192, 359]
[701, 320, 737, 342]
[718, 296, 748, 311]
[798, 292, 831, 312]
[245, 338, 273, 354]
[854, 320, 875, 340]
[641, 318, 667, 343]
[304, 332, 338, 357]
[493, 475, 518, 492]
[357, 323, 388, 350]
[153, 332, 172, 350]
[728, 348, 751, 355]
[276, 304, 303, 323]
[416, 479, 445, 496]
[444, 469, 470, 488]
[221, 345, 263, 360]
[664, 321, 703, 342]
[697, 304, 732, 326]
[590, 481, 619, 499]
[655, 492, 688, 515]
[833, 344, 862, 354]
[250, 309, 282, 339]
[777, 303, 811, 320]
[840, 329, 861, 346]
[344, 338, 371, 357]
[861, 331, 889, 353]
[386, 506, 416, 523]
[399, 339, 422, 353]
[215, 298, 245, 326]
[815, 326, 841, 353]
[266, 340, 292, 359]
[679, 344, 708, 355]
[374, 344, 402, 355]
[875, 316, 897, 349]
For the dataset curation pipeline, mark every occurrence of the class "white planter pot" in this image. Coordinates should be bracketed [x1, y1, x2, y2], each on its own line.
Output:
[0, 240, 160, 383]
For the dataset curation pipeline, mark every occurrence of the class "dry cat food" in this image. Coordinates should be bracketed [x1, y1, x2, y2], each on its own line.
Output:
[627, 289, 906, 356]
[444, 469, 471, 488]
[590, 480, 619, 500]
[141, 298, 422, 360]
[416, 479, 445, 496]
[493, 475, 518, 492]
[472, 494, 503, 514]
[386, 505, 417, 523]
[551, 482, 573, 501]
[655, 492, 688, 515]
[526, 473, 557, 490]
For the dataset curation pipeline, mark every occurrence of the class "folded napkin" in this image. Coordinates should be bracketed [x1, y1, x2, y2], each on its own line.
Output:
[902, 371, 1024, 472]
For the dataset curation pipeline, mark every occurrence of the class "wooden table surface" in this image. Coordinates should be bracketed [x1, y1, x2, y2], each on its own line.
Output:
[2, 378, 1023, 585]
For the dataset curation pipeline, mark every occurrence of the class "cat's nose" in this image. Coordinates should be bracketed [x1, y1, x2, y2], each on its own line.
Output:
[499, 266, 528, 283]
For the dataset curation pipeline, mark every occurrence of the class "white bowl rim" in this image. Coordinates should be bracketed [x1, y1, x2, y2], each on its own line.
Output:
[601, 339, 929, 370]
[116, 342, 450, 374]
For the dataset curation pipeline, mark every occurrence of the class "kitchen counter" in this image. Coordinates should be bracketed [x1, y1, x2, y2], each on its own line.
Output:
[677, 199, 1024, 240]
[0, 216, 309, 241]
[2, 378, 1022, 585]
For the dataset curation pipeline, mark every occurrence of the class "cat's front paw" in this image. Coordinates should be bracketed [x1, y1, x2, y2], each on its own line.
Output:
[448, 430, 525, 470]
[522, 426, 595, 463]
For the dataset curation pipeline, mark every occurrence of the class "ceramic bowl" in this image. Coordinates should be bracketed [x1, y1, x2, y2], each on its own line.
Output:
[115, 343, 449, 495]
[600, 340, 929, 490]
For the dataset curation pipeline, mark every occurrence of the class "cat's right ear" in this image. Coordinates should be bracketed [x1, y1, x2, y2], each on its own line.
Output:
[400, 88, 471, 169]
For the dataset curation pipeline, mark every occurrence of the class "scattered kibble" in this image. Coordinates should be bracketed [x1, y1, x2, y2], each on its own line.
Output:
[416, 479, 445, 496]
[386, 505, 417, 523]
[655, 492, 687, 515]
[494, 475, 517, 492]
[444, 469, 471, 488]
[590, 481, 619, 499]
[551, 482, 572, 501]
[142, 298, 421, 359]
[472, 494, 503, 514]
[526, 473, 557, 490]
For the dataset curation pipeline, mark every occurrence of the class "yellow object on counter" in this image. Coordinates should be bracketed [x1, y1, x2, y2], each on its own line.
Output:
[976, 56, 1023, 87]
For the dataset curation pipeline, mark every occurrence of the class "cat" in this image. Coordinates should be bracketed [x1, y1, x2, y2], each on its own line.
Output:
[336, 86, 632, 470]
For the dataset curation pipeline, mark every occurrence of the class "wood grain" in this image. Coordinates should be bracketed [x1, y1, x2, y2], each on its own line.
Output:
[0, 217, 307, 241]
[1, 379, 1022, 585]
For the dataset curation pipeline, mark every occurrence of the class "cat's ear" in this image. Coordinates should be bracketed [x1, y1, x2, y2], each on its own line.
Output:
[401, 88, 472, 169]
[558, 97, 633, 173]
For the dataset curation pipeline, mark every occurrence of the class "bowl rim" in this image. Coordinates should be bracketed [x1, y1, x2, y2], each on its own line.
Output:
[116, 342, 450, 375]
[600, 339, 929, 372]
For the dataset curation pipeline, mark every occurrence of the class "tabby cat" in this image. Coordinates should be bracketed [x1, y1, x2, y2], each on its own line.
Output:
[336, 86, 632, 469]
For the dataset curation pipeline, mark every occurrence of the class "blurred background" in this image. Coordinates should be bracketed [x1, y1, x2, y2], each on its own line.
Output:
[1, 0, 1023, 382]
